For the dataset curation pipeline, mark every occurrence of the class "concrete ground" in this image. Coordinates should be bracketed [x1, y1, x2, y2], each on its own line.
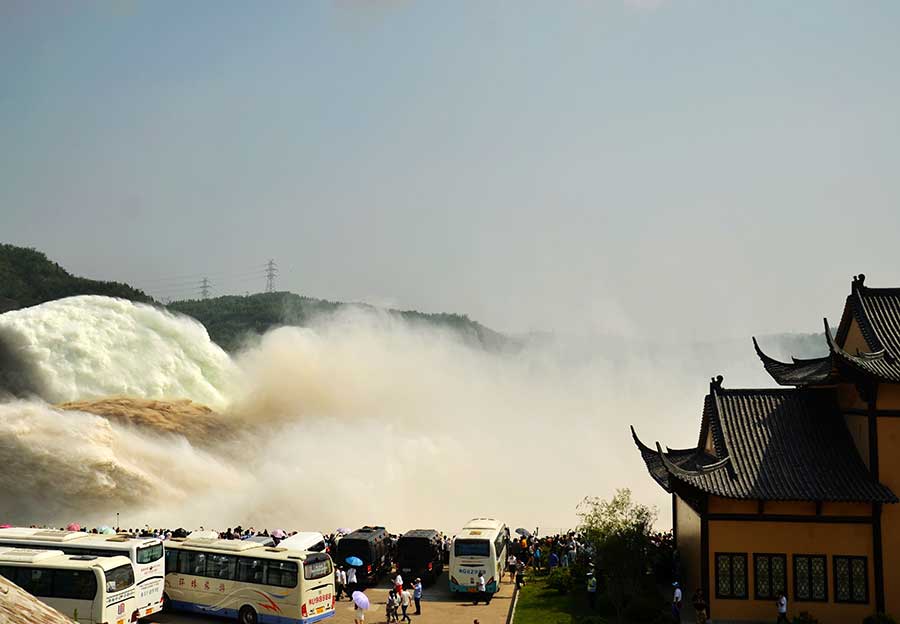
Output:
[144, 574, 514, 624]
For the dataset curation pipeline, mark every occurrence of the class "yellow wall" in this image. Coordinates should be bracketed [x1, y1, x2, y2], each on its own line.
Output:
[706, 498, 869, 517]
[842, 318, 871, 354]
[877, 383, 900, 410]
[708, 497, 757, 514]
[837, 383, 868, 411]
[708, 520, 874, 624]
[764, 501, 816, 515]
[820, 501, 872, 517]
[844, 413, 870, 470]
[675, 495, 701, 594]
[877, 416, 900, 614]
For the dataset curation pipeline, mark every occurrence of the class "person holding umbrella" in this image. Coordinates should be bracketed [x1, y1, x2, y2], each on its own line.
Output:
[352, 589, 369, 624]
[345, 559, 361, 598]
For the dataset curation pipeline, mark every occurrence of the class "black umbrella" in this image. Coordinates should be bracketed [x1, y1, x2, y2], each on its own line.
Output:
[515, 528, 532, 537]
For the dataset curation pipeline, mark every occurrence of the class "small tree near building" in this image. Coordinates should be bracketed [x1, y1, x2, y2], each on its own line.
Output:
[578, 489, 657, 624]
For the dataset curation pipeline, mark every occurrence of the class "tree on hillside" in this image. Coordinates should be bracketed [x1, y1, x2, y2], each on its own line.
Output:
[578, 489, 658, 624]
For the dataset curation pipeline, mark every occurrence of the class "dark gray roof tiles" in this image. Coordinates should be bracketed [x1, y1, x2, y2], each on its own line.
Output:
[752, 338, 837, 387]
[633, 383, 897, 504]
[755, 276, 900, 385]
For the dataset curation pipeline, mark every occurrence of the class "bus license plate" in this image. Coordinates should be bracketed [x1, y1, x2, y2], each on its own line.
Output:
[467, 588, 477, 593]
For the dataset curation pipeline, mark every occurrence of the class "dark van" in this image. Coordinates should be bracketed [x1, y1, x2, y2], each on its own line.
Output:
[397, 529, 444, 585]
[336, 526, 392, 585]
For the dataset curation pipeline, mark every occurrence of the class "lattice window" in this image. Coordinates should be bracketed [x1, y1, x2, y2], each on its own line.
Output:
[754, 554, 786, 600]
[715, 552, 748, 599]
[793, 555, 827, 602]
[834, 555, 868, 604]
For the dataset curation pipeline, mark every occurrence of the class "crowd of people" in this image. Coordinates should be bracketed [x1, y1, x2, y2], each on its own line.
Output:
[23, 523, 600, 623]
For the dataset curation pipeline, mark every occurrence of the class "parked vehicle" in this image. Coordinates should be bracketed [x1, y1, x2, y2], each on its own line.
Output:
[397, 529, 443, 585]
[0, 547, 139, 624]
[449, 518, 510, 597]
[163, 537, 335, 624]
[334, 526, 391, 585]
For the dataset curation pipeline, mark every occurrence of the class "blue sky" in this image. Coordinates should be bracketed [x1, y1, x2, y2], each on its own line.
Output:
[3, 1, 900, 339]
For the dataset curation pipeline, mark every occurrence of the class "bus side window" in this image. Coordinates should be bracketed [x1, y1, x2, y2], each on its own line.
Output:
[237, 558, 263, 584]
[165, 549, 178, 574]
[207, 554, 236, 580]
[264, 561, 298, 588]
[189, 552, 206, 577]
[494, 534, 505, 558]
[176, 550, 192, 575]
[0, 566, 23, 589]
[28, 568, 53, 597]
[53, 569, 97, 600]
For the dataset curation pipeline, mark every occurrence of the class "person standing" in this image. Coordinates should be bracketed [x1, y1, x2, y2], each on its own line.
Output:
[515, 563, 525, 590]
[671, 582, 683, 623]
[345, 565, 358, 599]
[586, 571, 598, 609]
[394, 572, 404, 594]
[775, 590, 788, 623]
[413, 578, 423, 615]
[472, 572, 487, 605]
[548, 551, 559, 570]
[399, 586, 412, 622]
[335, 566, 345, 601]
[691, 588, 708, 624]
[507, 553, 517, 582]
[533, 545, 542, 571]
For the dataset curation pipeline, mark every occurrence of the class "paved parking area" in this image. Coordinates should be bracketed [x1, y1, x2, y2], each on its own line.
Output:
[144, 575, 514, 624]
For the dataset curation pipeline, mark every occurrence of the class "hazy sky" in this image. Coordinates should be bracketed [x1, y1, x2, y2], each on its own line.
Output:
[3, 1, 900, 339]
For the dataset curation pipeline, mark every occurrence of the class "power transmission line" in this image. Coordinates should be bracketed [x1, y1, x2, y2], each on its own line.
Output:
[199, 277, 211, 299]
[265, 259, 278, 293]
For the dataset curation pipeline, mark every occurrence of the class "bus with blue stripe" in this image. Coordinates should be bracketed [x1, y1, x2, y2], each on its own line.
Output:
[163, 537, 334, 624]
[448, 518, 509, 598]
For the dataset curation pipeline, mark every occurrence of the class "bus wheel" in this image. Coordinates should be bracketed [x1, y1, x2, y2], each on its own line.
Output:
[162, 593, 171, 612]
[238, 605, 258, 624]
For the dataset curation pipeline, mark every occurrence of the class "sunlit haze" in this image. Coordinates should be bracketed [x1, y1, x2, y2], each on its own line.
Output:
[2, 1, 900, 531]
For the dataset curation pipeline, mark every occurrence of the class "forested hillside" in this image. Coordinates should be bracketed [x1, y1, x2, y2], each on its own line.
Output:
[0, 244, 152, 312]
[168, 292, 511, 352]
[0, 244, 509, 352]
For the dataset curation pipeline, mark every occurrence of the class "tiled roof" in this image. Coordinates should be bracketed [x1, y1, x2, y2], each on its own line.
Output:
[632, 380, 897, 503]
[752, 338, 837, 387]
[756, 275, 900, 385]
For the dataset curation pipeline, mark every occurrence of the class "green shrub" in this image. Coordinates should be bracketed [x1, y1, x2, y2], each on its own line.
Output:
[623, 585, 665, 623]
[547, 567, 574, 594]
[863, 614, 898, 624]
[574, 616, 607, 624]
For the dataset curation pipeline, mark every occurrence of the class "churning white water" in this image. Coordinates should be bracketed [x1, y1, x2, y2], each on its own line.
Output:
[0, 295, 776, 531]
[0, 296, 237, 409]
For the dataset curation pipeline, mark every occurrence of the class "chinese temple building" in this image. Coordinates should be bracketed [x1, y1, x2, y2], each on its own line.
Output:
[633, 275, 900, 622]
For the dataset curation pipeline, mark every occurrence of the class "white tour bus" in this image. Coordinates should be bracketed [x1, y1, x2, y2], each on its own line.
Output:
[0, 527, 165, 618]
[277, 533, 327, 553]
[448, 518, 510, 597]
[0, 547, 138, 624]
[163, 537, 335, 624]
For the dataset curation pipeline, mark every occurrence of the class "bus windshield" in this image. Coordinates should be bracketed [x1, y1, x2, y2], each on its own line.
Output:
[454, 540, 490, 557]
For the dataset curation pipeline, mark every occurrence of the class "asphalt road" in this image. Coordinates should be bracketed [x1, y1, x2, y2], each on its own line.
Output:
[141, 574, 514, 624]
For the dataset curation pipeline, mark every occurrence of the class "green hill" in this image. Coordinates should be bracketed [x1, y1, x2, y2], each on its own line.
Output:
[0, 244, 153, 312]
[0, 243, 510, 352]
[167, 292, 511, 352]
